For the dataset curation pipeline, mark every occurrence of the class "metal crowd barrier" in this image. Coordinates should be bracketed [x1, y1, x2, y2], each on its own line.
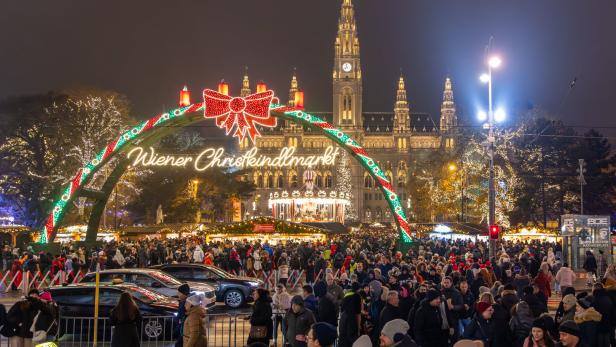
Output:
[54, 313, 287, 347]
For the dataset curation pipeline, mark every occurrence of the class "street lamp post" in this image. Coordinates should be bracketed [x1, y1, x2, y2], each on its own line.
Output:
[482, 53, 502, 261]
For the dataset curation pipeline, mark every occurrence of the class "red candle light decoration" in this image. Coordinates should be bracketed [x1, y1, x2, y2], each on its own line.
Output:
[218, 80, 229, 96]
[179, 86, 191, 107]
[256, 81, 267, 94]
[294, 90, 305, 109]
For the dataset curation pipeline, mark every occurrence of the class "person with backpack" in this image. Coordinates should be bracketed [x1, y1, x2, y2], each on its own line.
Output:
[30, 291, 58, 344]
[2, 289, 41, 346]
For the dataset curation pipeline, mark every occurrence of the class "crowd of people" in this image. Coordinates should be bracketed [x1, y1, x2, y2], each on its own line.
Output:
[1, 226, 616, 347]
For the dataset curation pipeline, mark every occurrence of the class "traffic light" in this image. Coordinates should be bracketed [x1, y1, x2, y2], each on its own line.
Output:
[489, 225, 500, 240]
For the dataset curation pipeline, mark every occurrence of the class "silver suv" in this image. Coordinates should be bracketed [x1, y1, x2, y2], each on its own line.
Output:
[81, 269, 217, 309]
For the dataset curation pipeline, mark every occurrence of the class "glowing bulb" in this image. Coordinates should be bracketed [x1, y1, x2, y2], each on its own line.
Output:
[494, 108, 506, 122]
[477, 110, 487, 121]
[489, 56, 502, 68]
[479, 73, 490, 83]
[448, 164, 457, 172]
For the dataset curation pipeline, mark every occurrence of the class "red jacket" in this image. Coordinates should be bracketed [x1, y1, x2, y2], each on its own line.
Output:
[534, 271, 551, 298]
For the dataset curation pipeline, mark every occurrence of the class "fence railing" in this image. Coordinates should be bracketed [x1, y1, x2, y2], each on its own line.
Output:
[55, 313, 286, 347]
[0, 266, 347, 292]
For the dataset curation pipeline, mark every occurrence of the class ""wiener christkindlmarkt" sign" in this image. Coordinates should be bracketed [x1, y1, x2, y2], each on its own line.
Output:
[127, 146, 340, 171]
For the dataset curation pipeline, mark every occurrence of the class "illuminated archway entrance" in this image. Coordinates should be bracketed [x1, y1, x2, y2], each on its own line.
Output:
[40, 89, 413, 244]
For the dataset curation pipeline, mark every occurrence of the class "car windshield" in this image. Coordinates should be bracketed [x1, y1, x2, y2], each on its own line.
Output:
[126, 286, 167, 304]
[207, 266, 232, 279]
[149, 271, 182, 286]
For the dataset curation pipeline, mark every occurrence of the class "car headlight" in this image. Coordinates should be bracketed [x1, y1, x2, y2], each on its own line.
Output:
[173, 312, 178, 317]
[192, 291, 205, 296]
[248, 281, 260, 287]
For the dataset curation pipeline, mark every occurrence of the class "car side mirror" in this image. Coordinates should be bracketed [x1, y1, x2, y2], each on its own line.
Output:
[151, 281, 162, 288]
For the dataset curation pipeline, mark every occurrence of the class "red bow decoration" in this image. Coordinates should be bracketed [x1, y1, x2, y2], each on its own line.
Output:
[203, 89, 277, 143]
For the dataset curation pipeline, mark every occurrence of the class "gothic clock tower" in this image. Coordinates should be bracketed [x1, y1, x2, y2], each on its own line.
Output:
[333, 0, 362, 130]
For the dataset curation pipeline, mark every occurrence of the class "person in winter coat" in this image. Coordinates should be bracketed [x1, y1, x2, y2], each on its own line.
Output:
[509, 301, 535, 347]
[302, 285, 319, 314]
[457, 280, 475, 335]
[441, 276, 464, 341]
[110, 292, 142, 347]
[534, 263, 552, 299]
[500, 284, 520, 314]
[523, 286, 547, 318]
[556, 321, 585, 347]
[555, 263, 577, 294]
[313, 281, 338, 326]
[574, 296, 601, 347]
[462, 302, 495, 346]
[3, 293, 39, 346]
[30, 291, 58, 344]
[413, 289, 450, 347]
[338, 282, 362, 347]
[326, 273, 345, 309]
[523, 318, 554, 347]
[192, 245, 204, 264]
[583, 251, 598, 285]
[513, 269, 532, 298]
[379, 290, 401, 335]
[284, 295, 316, 347]
[590, 286, 613, 347]
[248, 288, 273, 346]
[557, 295, 577, 326]
[183, 294, 207, 347]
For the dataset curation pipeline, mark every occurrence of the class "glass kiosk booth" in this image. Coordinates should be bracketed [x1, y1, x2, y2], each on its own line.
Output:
[561, 214, 612, 271]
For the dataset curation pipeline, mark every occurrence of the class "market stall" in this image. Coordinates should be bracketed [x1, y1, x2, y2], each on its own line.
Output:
[501, 227, 561, 243]
[207, 217, 329, 245]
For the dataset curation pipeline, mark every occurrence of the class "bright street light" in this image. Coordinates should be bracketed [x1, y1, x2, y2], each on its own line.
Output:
[477, 110, 487, 121]
[494, 108, 506, 122]
[488, 56, 502, 68]
[448, 164, 457, 172]
[479, 73, 490, 83]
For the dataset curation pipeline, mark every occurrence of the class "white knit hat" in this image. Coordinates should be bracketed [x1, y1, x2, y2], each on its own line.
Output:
[187, 293, 204, 306]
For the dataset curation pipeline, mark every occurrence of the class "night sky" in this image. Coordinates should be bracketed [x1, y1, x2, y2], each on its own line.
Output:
[2, 0, 616, 136]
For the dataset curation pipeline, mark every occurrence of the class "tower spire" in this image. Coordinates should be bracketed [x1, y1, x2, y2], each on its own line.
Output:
[440, 77, 457, 133]
[394, 75, 409, 132]
[288, 68, 299, 107]
[240, 66, 251, 97]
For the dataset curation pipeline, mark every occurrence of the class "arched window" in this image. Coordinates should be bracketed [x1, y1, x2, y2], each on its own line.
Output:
[277, 175, 284, 188]
[267, 173, 274, 188]
[289, 169, 298, 188]
[315, 172, 323, 188]
[364, 172, 373, 188]
[256, 175, 263, 188]
[364, 208, 372, 220]
[324, 171, 333, 188]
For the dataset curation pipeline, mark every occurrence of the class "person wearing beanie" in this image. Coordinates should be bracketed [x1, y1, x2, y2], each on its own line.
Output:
[500, 283, 520, 314]
[380, 319, 418, 347]
[339, 282, 362, 347]
[413, 289, 450, 347]
[557, 321, 584, 347]
[560, 294, 577, 324]
[352, 335, 372, 347]
[307, 322, 337, 347]
[176, 283, 191, 347]
[378, 290, 402, 336]
[248, 288, 273, 346]
[522, 318, 555, 347]
[461, 302, 494, 346]
[284, 295, 315, 347]
[182, 293, 207, 347]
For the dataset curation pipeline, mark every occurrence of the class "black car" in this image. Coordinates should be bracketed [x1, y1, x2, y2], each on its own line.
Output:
[47, 282, 178, 340]
[151, 263, 263, 308]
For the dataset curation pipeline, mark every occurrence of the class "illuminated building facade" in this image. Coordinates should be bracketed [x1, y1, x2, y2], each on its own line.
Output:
[237, 0, 458, 223]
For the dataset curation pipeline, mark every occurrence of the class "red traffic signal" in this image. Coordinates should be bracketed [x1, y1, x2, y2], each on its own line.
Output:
[489, 225, 500, 240]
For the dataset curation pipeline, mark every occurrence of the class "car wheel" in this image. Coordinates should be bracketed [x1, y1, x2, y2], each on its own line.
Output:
[224, 289, 244, 308]
[142, 318, 164, 340]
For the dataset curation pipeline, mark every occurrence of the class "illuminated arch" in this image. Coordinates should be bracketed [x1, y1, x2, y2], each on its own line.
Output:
[40, 101, 413, 244]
